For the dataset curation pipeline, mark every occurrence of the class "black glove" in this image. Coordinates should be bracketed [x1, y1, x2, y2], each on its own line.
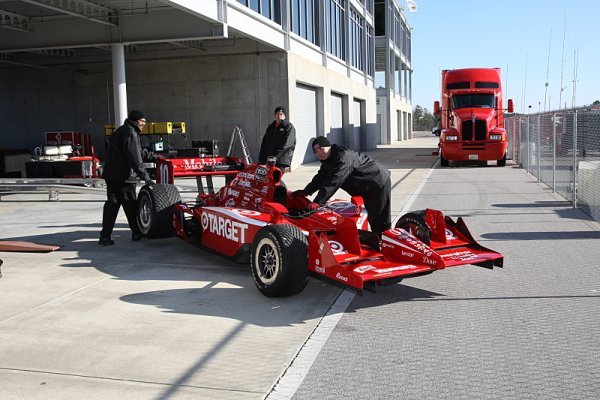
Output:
[292, 189, 308, 198]
[145, 179, 155, 187]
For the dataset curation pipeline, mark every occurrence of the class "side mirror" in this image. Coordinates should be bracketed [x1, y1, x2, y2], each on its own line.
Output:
[433, 101, 440, 116]
[507, 99, 514, 113]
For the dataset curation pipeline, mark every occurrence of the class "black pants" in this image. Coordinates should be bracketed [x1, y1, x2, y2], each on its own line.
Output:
[100, 181, 140, 238]
[363, 176, 392, 234]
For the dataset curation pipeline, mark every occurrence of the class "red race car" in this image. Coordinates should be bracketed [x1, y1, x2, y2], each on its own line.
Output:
[137, 159, 503, 297]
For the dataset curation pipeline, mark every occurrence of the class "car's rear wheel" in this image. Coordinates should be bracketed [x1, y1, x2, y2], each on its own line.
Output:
[251, 224, 308, 297]
[137, 183, 181, 238]
[395, 210, 431, 245]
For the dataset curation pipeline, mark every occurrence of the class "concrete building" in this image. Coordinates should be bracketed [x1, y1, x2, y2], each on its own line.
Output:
[375, 0, 413, 144]
[0, 0, 412, 172]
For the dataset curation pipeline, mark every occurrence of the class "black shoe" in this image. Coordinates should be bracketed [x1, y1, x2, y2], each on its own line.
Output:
[131, 233, 142, 241]
[99, 237, 114, 246]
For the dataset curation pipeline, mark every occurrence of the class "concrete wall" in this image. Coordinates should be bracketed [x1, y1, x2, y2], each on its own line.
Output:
[0, 52, 289, 161]
[287, 52, 377, 158]
[0, 50, 378, 168]
[389, 93, 413, 141]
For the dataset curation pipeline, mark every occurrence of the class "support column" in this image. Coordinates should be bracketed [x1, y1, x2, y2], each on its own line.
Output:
[111, 43, 127, 125]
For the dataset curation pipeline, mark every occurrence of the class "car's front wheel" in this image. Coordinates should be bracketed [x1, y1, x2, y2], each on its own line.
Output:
[251, 224, 308, 297]
[395, 210, 431, 245]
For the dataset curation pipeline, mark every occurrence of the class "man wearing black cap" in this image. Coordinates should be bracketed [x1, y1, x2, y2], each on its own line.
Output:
[258, 106, 296, 172]
[292, 137, 392, 235]
[99, 110, 154, 245]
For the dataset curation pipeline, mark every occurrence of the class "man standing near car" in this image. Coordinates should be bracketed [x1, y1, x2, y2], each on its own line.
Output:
[99, 110, 154, 245]
[258, 106, 296, 172]
[292, 136, 392, 235]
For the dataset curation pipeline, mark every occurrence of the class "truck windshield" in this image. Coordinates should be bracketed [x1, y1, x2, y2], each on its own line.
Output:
[451, 94, 495, 109]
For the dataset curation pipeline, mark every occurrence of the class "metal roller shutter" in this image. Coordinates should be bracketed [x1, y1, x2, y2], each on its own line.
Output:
[329, 93, 344, 146]
[295, 84, 318, 165]
[353, 99, 362, 151]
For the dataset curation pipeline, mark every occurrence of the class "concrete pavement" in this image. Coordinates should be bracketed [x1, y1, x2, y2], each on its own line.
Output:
[0, 133, 439, 399]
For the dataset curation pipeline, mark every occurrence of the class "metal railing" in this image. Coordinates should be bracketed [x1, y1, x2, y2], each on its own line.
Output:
[506, 106, 600, 222]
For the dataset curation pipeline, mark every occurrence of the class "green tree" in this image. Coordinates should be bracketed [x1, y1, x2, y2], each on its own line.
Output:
[413, 105, 436, 130]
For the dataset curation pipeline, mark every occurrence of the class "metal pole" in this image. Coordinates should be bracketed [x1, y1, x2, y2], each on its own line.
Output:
[552, 112, 556, 192]
[572, 110, 577, 208]
[526, 116, 530, 173]
[537, 114, 541, 181]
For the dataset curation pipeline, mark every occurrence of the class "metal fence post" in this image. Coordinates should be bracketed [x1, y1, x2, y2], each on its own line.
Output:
[572, 110, 578, 208]
[511, 117, 521, 164]
[552, 112, 556, 192]
[537, 114, 541, 181]
[526, 116, 530, 172]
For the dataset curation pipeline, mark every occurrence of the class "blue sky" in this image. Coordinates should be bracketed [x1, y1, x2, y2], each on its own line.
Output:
[405, 0, 599, 113]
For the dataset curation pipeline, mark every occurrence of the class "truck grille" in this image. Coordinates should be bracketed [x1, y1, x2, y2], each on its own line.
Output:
[461, 120, 487, 141]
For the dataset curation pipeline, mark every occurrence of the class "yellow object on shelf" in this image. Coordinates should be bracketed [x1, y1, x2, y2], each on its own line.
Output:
[104, 125, 115, 136]
[152, 122, 186, 134]
[104, 122, 186, 136]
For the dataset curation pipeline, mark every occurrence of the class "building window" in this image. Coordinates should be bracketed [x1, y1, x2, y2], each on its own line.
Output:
[365, 0, 374, 15]
[366, 25, 374, 76]
[237, 0, 281, 24]
[292, 0, 319, 45]
[349, 8, 364, 71]
[326, 0, 345, 60]
[374, 0, 385, 36]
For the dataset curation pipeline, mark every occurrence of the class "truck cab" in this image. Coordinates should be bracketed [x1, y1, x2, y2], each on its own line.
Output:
[433, 68, 514, 166]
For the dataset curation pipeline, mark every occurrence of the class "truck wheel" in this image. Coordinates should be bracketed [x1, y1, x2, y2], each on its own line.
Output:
[396, 210, 431, 245]
[138, 183, 181, 238]
[251, 224, 309, 297]
[497, 153, 507, 167]
[440, 153, 449, 167]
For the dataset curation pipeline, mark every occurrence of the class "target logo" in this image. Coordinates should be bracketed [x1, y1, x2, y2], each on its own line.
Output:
[232, 209, 260, 217]
[328, 240, 347, 255]
[201, 212, 209, 230]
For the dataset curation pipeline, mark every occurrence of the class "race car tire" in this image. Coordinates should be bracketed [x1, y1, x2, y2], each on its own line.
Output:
[395, 210, 431, 245]
[497, 152, 507, 167]
[137, 183, 181, 238]
[251, 224, 309, 297]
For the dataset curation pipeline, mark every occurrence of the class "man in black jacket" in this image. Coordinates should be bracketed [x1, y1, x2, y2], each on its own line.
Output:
[99, 110, 154, 245]
[293, 137, 392, 235]
[258, 106, 296, 172]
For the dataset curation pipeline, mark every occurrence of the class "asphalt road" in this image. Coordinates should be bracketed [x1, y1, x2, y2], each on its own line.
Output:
[288, 136, 600, 400]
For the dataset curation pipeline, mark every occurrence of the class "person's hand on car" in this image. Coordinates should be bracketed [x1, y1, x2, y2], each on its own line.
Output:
[308, 202, 320, 211]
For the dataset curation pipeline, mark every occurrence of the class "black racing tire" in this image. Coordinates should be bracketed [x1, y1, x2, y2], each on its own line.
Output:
[440, 152, 449, 167]
[251, 224, 309, 297]
[395, 210, 431, 245]
[497, 152, 507, 167]
[137, 183, 181, 238]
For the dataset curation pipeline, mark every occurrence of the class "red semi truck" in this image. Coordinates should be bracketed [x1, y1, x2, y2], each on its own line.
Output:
[433, 68, 514, 166]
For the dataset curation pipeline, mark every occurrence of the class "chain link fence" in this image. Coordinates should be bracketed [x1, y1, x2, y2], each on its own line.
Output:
[506, 106, 600, 223]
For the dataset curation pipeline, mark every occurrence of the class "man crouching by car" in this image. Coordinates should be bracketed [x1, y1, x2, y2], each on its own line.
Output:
[292, 136, 391, 235]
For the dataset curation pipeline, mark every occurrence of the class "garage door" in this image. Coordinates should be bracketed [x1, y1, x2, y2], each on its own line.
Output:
[329, 93, 344, 146]
[295, 84, 318, 165]
[353, 99, 363, 151]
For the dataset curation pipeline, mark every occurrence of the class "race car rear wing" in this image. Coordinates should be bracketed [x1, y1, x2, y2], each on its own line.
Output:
[155, 155, 244, 194]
